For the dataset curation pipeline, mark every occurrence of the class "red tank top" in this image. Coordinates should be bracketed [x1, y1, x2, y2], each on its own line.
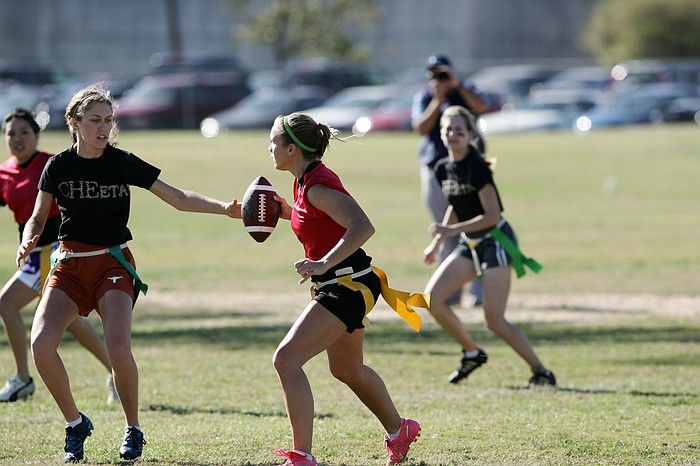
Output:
[0, 151, 60, 224]
[291, 163, 349, 260]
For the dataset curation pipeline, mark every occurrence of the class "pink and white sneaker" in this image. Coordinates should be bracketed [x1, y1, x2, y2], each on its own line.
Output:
[384, 418, 421, 465]
[274, 448, 318, 466]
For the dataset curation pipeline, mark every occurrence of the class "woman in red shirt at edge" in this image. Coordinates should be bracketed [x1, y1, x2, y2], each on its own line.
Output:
[0, 108, 116, 404]
[269, 113, 421, 466]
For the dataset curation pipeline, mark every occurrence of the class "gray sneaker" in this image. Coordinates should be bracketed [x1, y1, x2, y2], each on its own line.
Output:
[0, 375, 35, 402]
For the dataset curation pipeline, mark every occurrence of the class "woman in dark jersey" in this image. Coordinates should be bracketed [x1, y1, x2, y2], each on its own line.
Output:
[16, 85, 240, 463]
[423, 105, 556, 387]
[0, 108, 115, 404]
[269, 113, 421, 466]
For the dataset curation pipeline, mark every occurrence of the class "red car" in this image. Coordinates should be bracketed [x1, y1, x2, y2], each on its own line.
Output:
[116, 72, 249, 129]
[365, 93, 414, 131]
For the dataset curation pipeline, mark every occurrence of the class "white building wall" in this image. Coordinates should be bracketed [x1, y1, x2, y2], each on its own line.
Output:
[0, 0, 598, 77]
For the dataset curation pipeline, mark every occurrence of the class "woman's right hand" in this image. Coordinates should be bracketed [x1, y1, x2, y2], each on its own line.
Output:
[16, 235, 39, 267]
[274, 195, 293, 220]
[423, 236, 442, 264]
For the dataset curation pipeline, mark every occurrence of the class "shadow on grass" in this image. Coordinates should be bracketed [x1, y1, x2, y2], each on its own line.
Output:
[145, 403, 333, 419]
[507, 385, 699, 398]
[134, 309, 256, 322]
[609, 352, 700, 366]
[2, 319, 698, 351]
[130, 324, 288, 349]
[517, 323, 700, 344]
[367, 322, 700, 346]
[106, 461, 264, 466]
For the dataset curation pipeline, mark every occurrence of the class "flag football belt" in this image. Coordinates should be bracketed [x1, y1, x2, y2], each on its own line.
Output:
[30, 243, 57, 297]
[312, 265, 429, 332]
[461, 218, 542, 279]
[49, 244, 148, 297]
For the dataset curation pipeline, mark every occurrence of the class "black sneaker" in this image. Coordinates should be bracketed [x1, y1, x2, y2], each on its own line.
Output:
[528, 369, 556, 387]
[448, 348, 488, 383]
[63, 413, 94, 463]
[119, 426, 146, 460]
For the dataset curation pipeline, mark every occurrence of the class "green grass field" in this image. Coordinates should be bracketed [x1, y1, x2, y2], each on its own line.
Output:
[0, 126, 698, 465]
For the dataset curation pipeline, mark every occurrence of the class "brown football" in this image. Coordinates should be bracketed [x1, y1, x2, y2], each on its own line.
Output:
[241, 176, 281, 242]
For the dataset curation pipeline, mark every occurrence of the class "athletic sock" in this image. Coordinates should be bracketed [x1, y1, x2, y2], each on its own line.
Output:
[66, 415, 82, 428]
[464, 349, 480, 358]
[386, 428, 401, 440]
[291, 450, 314, 461]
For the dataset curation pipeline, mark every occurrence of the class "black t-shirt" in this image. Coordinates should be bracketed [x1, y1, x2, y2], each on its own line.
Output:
[433, 147, 503, 227]
[39, 145, 161, 246]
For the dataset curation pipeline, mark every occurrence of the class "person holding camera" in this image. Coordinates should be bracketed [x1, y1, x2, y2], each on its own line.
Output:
[411, 53, 492, 307]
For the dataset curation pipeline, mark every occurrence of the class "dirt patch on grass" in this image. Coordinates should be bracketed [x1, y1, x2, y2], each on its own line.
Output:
[141, 290, 699, 324]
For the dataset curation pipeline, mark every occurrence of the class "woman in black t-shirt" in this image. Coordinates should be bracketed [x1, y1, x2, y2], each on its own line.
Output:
[1, 108, 117, 406]
[422, 105, 555, 388]
[16, 85, 241, 463]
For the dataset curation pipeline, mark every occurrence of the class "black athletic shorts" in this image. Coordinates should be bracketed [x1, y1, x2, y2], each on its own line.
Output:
[454, 221, 518, 270]
[311, 249, 381, 333]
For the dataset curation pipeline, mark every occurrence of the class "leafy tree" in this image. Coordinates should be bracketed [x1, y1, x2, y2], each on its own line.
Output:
[228, 0, 379, 66]
[584, 0, 700, 64]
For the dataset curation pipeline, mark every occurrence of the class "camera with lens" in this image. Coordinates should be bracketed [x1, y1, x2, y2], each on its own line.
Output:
[432, 70, 450, 80]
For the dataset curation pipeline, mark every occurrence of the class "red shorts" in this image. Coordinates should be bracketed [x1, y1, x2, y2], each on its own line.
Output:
[46, 241, 137, 317]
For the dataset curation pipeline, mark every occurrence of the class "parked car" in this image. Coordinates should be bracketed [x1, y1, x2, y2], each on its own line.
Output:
[0, 84, 43, 122]
[533, 66, 612, 93]
[662, 97, 700, 123]
[148, 51, 247, 79]
[203, 85, 329, 130]
[36, 74, 139, 129]
[249, 59, 384, 96]
[303, 84, 399, 131]
[665, 60, 700, 86]
[115, 72, 250, 129]
[363, 89, 417, 132]
[609, 59, 671, 88]
[0, 59, 68, 86]
[478, 89, 600, 135]
[468, 64, 557, 103]
[574, 83, 699, 132]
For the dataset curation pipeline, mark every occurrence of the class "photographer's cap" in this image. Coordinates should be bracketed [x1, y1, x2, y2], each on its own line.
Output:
[426, 53, 452, 70]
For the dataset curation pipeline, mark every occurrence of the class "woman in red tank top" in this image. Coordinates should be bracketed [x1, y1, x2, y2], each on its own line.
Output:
[267, 113, 420, 466]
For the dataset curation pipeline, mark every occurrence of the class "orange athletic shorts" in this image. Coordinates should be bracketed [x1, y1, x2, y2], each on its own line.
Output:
[46, 241, 137, 317]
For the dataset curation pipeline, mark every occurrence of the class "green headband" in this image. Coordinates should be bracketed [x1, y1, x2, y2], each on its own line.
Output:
[283, 116, 317, 153]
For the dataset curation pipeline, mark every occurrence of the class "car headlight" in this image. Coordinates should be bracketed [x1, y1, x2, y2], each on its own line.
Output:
[574, 115, 592, 132]
[353, 116, 372, 136]
[200, 118, 220, 138]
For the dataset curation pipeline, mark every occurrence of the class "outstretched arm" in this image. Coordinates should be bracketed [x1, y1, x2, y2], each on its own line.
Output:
[149, 178, 241, 218]
[17, 190, 54, 266]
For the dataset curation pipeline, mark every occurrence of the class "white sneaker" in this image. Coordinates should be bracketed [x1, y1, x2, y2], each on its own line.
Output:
[0, 375, 35, 402]
[106, 375, 119, 405]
